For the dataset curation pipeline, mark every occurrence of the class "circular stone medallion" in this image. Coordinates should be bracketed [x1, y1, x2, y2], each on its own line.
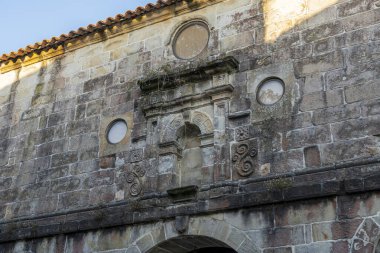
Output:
[173, 22, 209, 60]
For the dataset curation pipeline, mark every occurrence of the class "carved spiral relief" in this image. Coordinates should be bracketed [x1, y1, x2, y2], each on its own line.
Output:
[232, 143, 257, 177]
[125, 164, 146, 197]
[351, 218, 380, 253]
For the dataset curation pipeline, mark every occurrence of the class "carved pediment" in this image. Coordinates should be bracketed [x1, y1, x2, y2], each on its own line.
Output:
[138, 56, 239, 117]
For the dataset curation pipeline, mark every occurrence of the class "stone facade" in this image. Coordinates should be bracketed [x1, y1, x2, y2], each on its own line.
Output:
[0, 0, 380, 252]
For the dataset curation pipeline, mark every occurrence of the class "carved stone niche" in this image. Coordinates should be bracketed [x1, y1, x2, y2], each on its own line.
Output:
[158, 111, 215, 187]
[138, 56, 239, 190]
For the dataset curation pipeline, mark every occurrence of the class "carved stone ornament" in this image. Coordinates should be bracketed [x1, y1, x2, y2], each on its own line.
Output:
[130, 149, 144, 163]
[174, 216, 190, 234]
[235, 126, 250, 141]
[125, 164, 146, 196]
[232, 142, 258, 177]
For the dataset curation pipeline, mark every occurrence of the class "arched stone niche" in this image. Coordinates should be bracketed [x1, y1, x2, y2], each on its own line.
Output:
[177, 123, 203, 186]
[158, 110, 215, 188]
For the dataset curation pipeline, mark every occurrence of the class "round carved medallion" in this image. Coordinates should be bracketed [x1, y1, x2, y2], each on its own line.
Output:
[173, 21, 210, 60]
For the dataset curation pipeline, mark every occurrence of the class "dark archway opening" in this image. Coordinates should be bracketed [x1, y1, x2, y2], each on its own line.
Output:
[147, 235, 237, 253]
[189, 247, 236, 253]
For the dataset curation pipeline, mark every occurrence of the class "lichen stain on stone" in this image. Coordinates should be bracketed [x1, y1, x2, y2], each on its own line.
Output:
[266, 177, 293, 190]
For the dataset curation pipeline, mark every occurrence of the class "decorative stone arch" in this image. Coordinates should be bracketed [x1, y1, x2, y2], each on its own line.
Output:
[126, 217, 259, 253]
[161, 111, 213, 144]
[161, 114, 185, 143]
[191, 111, 213, 136]
[350, 218, 380, 253]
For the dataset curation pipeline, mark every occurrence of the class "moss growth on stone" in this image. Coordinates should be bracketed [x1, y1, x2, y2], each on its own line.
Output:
[266, 177, 293, 190]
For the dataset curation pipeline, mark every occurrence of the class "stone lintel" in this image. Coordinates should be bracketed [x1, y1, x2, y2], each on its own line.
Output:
[228, 110, 251, 120]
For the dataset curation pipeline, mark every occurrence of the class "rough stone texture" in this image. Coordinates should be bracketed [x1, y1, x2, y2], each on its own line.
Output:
[1, 195, 379, 253]
[0, 0, 380, 252]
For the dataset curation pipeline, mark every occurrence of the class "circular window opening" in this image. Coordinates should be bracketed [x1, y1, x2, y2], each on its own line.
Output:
[257, 78, 285, 105]
[107, 120, 128, 144]
[173, 21, 210, 60]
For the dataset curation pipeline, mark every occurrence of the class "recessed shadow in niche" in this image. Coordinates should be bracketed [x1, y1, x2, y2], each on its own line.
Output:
[177, 122, 202, 186]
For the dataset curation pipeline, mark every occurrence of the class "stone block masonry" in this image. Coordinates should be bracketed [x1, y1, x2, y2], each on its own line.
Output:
[0, 0, 380, 252]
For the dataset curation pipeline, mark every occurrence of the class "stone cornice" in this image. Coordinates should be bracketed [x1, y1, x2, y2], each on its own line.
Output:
[138, 56, 239, 92]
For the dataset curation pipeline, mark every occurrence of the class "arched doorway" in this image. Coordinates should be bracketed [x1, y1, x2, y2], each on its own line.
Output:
[189, 248, 236, 253]
[147, 235, 237, 253]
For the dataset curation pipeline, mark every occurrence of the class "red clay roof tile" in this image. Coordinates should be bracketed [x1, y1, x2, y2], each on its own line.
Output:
[0, 0, 183, 64]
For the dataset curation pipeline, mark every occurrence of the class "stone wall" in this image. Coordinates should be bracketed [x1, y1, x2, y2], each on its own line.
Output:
[0, 0, 380, 252]
[1, 192, 380, 253]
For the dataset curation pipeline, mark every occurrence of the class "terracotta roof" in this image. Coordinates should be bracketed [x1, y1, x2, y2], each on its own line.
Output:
[0, 0, 183, 64]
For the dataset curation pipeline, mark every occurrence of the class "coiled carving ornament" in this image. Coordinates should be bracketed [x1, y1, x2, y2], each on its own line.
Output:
[232, 143, 257, 177]
[125, 164, 146, 196]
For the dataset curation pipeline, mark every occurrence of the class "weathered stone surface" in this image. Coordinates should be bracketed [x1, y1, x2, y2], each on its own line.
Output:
[0, 0, 379, 251]
[320, 138, 378, 165]
[284, 126, 331, 150]
[300, 89, 344, 112]
[83, 73, 113, 92]
[51, 176, 81, 193]
[263, 248, 292, 253]
[302, 22, 343, 43]
[275, 198, 337, 226]
[66, 116, 100, 136]
[331, 116, 380, 141]
[304, 146, 321, 168]
[294, 51, 344, 77]
[337, 0, 375, 18]
[312, 103, 361, 125]
[247, 226, 305, 248]
[294, 241, 350, 253]
[51, 152, 78, 167]
[345, 81, 380, 103]
[312, 219, 363, 241]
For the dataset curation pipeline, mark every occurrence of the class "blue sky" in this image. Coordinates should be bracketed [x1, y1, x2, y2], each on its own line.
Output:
[0, 0, 153, 55]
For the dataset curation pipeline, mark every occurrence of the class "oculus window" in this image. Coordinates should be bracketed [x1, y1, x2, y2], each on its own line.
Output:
[257, 78, 285, 105]
[107, 120, 128, 144]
